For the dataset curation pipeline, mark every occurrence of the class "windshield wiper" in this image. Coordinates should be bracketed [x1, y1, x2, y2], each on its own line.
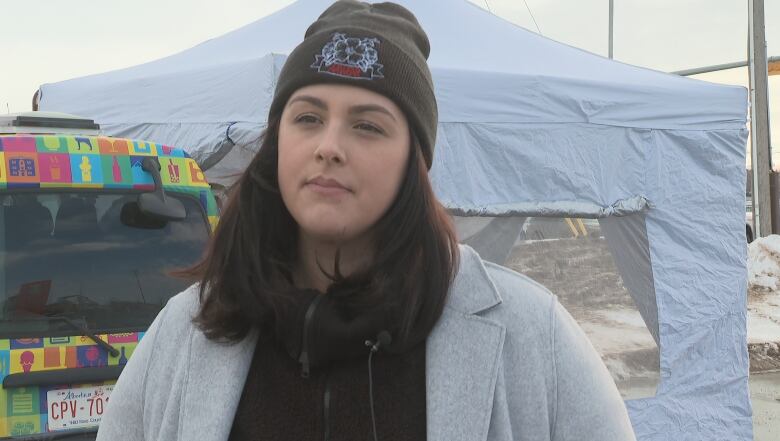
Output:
[9, 315, 120, 358]
[51, 316, 120, 358]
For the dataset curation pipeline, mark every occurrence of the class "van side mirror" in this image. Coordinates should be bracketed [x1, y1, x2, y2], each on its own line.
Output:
[138, 157, 186, 221]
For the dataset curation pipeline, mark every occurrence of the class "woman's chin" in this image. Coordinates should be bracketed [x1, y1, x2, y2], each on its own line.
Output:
[299, 223, 361, 244]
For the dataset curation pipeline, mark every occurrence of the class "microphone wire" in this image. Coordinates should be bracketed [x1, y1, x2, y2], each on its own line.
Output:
[367, 347, 379, 441]
[365, 331, 390, 441]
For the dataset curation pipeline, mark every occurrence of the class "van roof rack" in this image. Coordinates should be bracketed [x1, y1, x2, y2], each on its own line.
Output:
[0, 112, 100, 135]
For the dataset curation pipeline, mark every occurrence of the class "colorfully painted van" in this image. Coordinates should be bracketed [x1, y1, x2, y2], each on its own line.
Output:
[0, 113, 218, 440]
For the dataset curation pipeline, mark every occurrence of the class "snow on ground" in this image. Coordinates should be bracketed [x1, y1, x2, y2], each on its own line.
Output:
[577, 307, 659, 385]
[748, 236, 780, 349]
[506, 237, 660, 392]
[749, 235, 780, 290]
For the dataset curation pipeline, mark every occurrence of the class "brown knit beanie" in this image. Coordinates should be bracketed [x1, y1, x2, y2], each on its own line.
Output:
[269, 0, 438, 169]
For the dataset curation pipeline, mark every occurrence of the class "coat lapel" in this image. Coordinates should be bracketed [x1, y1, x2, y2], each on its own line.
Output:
[179, 328, 259, 441]
[426, 245, 506, 441]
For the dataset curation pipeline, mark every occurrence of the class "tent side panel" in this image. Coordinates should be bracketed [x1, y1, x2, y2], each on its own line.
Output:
[430, 122, 650, 215]
[628, 127, 751, 440]
[599, 213, 659, 345]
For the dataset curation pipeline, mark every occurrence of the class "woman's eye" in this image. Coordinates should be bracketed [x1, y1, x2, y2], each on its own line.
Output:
[295, 114, 320, 124]
[355, 122, 383, 134]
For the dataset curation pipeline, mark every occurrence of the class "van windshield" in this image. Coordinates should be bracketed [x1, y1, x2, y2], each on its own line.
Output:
[0, 192, 210, 337]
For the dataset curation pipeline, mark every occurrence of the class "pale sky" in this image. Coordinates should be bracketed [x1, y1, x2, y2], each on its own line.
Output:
[3, 0, 780, 159]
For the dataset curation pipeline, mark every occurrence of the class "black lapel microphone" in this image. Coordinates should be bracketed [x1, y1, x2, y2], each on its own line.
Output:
[366, 330, 392, 353]
[365, 331, 392, 441]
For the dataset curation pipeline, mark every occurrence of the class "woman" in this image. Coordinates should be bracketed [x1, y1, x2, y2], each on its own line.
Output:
[97, 1, 636, 440]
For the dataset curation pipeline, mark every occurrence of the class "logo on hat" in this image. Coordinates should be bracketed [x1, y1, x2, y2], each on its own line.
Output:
[311, 33, 384, 80]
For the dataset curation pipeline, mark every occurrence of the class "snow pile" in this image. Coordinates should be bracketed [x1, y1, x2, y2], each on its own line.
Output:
[748, 235, 780, 290]
[746, 235, 780, 352]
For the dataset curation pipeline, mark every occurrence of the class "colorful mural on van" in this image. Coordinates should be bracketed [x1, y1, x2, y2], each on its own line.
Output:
[0, 134, 219, 438]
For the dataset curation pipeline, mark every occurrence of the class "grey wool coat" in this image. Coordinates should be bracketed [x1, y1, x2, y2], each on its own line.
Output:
[97, 245, 637, 441]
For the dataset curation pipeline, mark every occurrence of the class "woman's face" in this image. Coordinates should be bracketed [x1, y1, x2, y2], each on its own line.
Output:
[278, 83, 411, 244]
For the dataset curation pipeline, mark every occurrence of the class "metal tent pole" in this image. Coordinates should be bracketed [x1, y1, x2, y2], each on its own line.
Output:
[749, 0, 773, 237]
[608, 0, 614, 59]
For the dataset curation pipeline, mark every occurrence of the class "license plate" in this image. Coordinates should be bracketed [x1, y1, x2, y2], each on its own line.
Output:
[47, 385, 113, 431]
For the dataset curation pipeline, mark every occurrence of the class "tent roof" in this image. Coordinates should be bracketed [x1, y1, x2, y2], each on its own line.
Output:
[40, 0, 746, 132]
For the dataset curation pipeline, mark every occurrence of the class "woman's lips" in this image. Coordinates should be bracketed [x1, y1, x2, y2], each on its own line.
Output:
[305, 176, 351, 196]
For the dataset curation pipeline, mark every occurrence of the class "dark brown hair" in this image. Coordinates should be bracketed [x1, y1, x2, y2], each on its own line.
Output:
[181, 114, 459, 346]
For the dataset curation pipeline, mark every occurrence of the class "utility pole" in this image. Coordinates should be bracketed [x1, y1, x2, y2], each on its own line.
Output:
[749, 0, 772, 237]
[608, 0, 614, 59]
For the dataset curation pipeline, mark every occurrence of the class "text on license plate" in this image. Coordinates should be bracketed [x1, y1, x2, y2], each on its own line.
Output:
[47, 385, 114, 431]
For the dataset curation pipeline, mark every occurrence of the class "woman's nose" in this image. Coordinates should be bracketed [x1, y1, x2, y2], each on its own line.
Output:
[313, 125, 347, 165]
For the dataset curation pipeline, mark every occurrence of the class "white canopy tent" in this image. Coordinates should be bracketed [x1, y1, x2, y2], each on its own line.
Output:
[39, 0, 751, 439]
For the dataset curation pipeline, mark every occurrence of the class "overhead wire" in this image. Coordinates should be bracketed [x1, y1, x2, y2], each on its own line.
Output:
[523, 0, 543, 35]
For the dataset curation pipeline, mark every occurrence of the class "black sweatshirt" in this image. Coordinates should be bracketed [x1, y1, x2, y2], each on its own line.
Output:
[228, 332, 427, 440]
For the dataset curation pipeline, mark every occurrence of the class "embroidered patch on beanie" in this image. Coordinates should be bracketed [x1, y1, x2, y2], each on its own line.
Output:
[311, 33, 385, 80]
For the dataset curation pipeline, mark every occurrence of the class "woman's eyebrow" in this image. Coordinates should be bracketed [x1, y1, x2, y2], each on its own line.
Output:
[348, 104, 397, 122]
[287, 96, 396, 122]
[287, 95, 327, 110]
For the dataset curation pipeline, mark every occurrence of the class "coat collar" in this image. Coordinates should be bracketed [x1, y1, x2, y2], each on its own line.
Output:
[444, 244, 504, 315]
[181, 245, 505, 441]
[425, 244, 507, 441]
